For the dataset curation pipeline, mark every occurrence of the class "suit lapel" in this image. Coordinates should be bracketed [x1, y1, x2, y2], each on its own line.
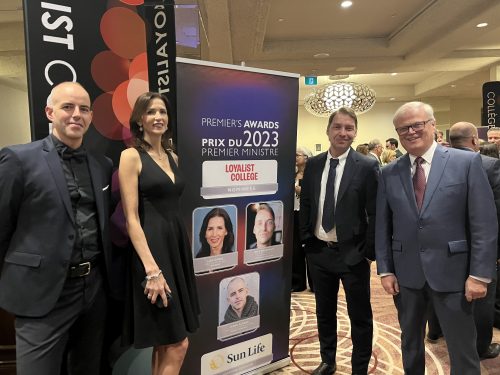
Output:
[88, 156, 106, 235]
[396, 154, 417, 212]
[421, 146, 449, 213]
[313, 153, 327, 208]
[43, 136, 75, 224]
[337, 148, 357, 203]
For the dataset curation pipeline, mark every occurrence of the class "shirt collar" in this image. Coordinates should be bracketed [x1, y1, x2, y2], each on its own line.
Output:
[51, 134, 85, 155]
[328, 147, 350, 163]
[409, 141, 437, 166]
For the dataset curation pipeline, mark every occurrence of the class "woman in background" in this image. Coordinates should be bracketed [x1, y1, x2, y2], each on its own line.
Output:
[381, 149, 397, 165]
[292, 146, 314, 292]
[119, 92, 200, 375]
[196, 207, 235, 257]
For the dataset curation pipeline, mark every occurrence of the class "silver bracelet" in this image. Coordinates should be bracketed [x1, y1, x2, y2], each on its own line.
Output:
[145, 270, 162, 281]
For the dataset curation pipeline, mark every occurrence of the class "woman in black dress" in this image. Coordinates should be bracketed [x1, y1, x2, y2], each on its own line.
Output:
[119, 92, 199, 374]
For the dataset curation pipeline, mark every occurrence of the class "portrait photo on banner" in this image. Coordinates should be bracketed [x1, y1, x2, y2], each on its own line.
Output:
[217, 272, 260, 341]
[192, 205, 238, 275]
[244, 201, 284, 265]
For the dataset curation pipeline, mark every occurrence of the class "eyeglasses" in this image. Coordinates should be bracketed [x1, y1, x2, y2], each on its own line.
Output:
[296, 154, 308, 158]
[395, 119, 433, 135]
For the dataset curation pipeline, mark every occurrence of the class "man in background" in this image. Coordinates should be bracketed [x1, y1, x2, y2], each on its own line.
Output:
[376, 102, 497, 374]
[386, 137, 403, 158]
[367, 139, 383, 165]
[487, 127, 500, 156]
[425, 121, 500, 359]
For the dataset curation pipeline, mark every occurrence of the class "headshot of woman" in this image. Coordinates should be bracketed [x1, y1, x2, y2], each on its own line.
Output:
[119, 92, 200, 375]
[197, 207, 235, 258]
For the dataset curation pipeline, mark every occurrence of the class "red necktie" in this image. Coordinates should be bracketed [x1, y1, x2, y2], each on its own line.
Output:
[413, 157, 426, 211]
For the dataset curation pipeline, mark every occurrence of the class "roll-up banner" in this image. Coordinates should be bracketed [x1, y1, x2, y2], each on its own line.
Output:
[23, 0, 177, 163]
[482, 81, 500, 128]
[176, 58, 298, 374]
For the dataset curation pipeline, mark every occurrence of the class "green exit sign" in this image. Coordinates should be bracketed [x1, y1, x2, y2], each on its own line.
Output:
[305, 76, 317, 85]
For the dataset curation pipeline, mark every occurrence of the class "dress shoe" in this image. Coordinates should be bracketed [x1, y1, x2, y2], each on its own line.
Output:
[311, 361, 336, 375]
[426, 332, 443, 343]
[480, 343, 500, 359]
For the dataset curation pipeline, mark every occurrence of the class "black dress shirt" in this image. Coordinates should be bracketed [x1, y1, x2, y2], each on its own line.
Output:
[51, 135, 101, 264]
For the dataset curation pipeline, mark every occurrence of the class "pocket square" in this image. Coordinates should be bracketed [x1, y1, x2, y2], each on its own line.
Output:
[102, 185, 109, 191]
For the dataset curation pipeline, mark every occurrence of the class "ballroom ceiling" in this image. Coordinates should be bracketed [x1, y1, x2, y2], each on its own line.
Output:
[2, 0, 500, 105]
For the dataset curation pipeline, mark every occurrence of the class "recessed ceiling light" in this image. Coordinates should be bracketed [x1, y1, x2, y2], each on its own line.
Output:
[341, 1, 353, 8]
[390, 73, 398, 76]
[476, 22, 488, 28]
[277, 18, 285, 22]
[336, 66, 356, 72]
[450, 84, 456, 88]
[313, 53, 330, 59]
[390, 97, 396, 101]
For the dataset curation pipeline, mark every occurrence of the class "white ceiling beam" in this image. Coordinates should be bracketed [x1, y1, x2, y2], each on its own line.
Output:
[414, 71, 474, 96]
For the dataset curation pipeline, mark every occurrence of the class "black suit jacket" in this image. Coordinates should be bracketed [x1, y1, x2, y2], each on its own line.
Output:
[455, 147, 500, 259]
[0, 136, 121, 317]
[299, 148, 379, 263]
[479, 154, 500, 259]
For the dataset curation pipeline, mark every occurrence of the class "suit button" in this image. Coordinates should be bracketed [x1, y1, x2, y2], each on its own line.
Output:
[68, 234, 74, 240]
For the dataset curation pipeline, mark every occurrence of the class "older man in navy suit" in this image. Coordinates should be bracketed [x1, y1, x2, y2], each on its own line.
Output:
[0, 82, 118, 375]
[375, 102, 497, 375]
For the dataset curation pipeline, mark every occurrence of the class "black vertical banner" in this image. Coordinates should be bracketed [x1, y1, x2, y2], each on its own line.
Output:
[482, 81, 500, 127]
[143, 0, 177, 142]
[23, 0, 178, 164]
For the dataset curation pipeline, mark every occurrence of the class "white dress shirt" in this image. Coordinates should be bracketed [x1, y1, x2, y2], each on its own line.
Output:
[315, 148, 350, 242]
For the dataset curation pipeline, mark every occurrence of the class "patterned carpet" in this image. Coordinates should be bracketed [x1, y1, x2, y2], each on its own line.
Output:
[271, 264, 500, 374]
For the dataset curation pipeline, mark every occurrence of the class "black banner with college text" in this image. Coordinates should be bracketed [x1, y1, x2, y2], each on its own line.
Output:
[23, 0, 177, 164]
[482, 81, 500, 128]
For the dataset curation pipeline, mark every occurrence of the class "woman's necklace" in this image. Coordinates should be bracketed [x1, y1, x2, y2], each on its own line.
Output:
[151, 149, 167, 161]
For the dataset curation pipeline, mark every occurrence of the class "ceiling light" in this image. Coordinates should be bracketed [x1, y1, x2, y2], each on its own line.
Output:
[313, 53, 330, 59]
[450, 84, 456, 88]
[277, 18, 285, 22]
[341, 1, 353, 8]
[390, 97, 396, 101]
[304, 82, 376, 116]
[336, 66, 356, 72]
[476, 22, 488, 28]
[329, 74, 350, 80]
[390, 72, 398, 76]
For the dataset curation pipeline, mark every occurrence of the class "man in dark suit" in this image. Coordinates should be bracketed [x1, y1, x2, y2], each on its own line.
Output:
[385, 137, 403, 158]
[376, 102, 497, 375]
[0, 82, 117, 375]
[425, 121, 500, 359]
[300, 107, 378, 375]
[367, 139, 383, 165]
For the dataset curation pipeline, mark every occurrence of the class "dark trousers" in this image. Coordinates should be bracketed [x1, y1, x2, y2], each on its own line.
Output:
[495, 265, 500, 328]
[397, 284, 479, 375]
[306, 239, 373, 373]
[428, 277, 497, 356]
[15, 266, 107, 375]
[292, 211, 313, 291]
